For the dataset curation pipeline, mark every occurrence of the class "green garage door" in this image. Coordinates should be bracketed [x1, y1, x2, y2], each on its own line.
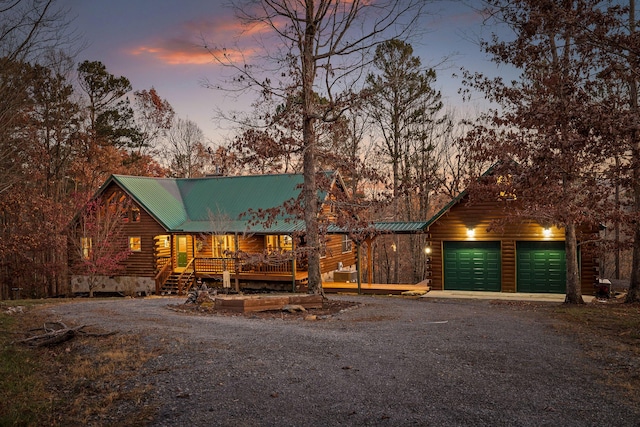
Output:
[444, 241, 501, 291]
[517, 241, 566, 293]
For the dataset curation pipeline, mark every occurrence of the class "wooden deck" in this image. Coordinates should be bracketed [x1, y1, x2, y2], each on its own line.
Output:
[323, 281, 430, 295]
[197, 271, 309, 283]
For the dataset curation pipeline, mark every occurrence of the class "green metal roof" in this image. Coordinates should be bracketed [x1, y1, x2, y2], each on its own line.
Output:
[107, 173, 333, 234]
[110, 176, 187, 230]
[101, 172, 441, 235]
[326, 221, 428, 234]
[372, 221, 428, 233]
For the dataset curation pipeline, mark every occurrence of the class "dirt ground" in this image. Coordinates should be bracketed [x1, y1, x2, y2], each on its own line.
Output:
[25, 295, 640, 426]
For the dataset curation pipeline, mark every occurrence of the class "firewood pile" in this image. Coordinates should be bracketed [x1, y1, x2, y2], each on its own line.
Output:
[184, 283, 216, 305]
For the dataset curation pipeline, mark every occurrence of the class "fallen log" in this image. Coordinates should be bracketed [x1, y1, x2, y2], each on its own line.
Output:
[18, 323, 118, 347]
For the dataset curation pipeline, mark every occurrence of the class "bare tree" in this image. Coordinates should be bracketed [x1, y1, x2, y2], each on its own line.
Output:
[131, 87, 175, 158]
[166, 118, 208, 178]
[207, 0, 426, 294]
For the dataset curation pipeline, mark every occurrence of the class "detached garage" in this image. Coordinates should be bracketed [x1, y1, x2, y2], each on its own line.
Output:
[424, 190, 597, 295]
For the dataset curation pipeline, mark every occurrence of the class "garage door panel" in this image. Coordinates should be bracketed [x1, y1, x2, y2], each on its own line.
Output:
[517, 241, 566, 293]
[444, 241, 501, 291]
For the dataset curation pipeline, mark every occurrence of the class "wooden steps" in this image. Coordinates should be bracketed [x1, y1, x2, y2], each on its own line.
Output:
[160, 273, 181, 294]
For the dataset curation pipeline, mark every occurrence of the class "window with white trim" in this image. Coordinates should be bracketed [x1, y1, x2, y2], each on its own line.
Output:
[265, 235, 293, 252]
[341, 235, 353, 253]
[213, 235, 236, 257]
[81, 237, 92, 259]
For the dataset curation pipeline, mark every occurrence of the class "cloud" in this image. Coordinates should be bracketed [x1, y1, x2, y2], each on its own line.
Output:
[128, 17, 265, 66]
[130, 39, 212, 65]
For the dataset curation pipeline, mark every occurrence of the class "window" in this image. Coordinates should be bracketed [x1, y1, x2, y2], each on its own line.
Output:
[106, 191, 134, 221]
[81, 237, 92, 259]
[329, 200, 336, 215]
[195, 236, 206, 254]
[320, 240, 327, 259]
[131, 207, 140, 222]
[281, 235, 293, 250]
[265, 235, 293, 252]
[129, 236, 141, 252]
[213, 235, 236, 257]
[497, 175, 517, 201]
[341, 235, 353, 253]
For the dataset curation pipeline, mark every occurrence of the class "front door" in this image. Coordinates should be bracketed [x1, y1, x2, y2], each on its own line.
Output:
[177, 236, 188, 268]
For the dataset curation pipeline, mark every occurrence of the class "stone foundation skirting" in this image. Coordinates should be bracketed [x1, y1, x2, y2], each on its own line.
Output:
[71, 275, 154, 296]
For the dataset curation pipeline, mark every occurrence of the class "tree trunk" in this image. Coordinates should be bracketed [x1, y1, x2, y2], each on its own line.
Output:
[302, 1, 322, 295]
[626, 133, 640, 302]
[615, 156, 621, 279]
[303, 127, 322, 294]
[628, 226, 640, 302]
[626, 0, 640, 303]
[564, 222, 584, 304]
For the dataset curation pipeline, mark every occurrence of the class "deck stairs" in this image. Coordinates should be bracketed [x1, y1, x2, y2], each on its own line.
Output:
[159, 273, 180, 294]
[160, 272, 195, 295]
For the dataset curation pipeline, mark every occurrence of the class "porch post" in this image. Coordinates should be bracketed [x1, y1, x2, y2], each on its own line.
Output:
[234, 233, 240, 293]
[356, 242, 361, 295]
[366, 238, 373, 285]
[291, 236, 296, 293]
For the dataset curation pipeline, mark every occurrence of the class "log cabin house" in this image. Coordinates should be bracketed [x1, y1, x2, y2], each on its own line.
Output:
[69, 172, 357, 295]
[422, 188, 598, 295]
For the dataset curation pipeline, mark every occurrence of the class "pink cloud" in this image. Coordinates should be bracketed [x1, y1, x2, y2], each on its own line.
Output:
[130, 41, 212, 65]
[127, 17, 267, 66]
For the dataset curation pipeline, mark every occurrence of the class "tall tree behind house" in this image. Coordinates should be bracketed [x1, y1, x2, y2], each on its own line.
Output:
[367, 39, 448, 283]
[209, 0, 426, 294]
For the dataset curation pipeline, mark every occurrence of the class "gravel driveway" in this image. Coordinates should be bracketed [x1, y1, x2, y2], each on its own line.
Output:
[44, 296, 639, 426]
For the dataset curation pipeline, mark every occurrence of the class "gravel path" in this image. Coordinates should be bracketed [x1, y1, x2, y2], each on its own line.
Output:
[44, 296, 639, 426]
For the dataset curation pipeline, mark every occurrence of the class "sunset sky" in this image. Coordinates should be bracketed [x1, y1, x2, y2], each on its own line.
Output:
[61, 0, 505, 145]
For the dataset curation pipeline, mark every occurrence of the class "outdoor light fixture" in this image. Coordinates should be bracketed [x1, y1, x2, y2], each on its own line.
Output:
[466, 228, 475, 238]
[543, 228, 552, 238]
[424, 246, 432, 254]
[391, 243, 397, 252]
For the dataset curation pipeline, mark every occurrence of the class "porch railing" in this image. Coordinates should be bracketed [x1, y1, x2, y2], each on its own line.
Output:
[156, 256, 171, 271]
[154, 261, 172, 294]
[194, 257, 233, 273]
[241, 258, 293, 274]
[194, 257, 296, 274]
[177, 258, 196, 294]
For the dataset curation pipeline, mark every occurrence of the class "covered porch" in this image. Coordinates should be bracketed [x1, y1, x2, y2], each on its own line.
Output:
[153, 220, 429, 295]
[153, 232, 308, 294]
[155, 254, 308, 295]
